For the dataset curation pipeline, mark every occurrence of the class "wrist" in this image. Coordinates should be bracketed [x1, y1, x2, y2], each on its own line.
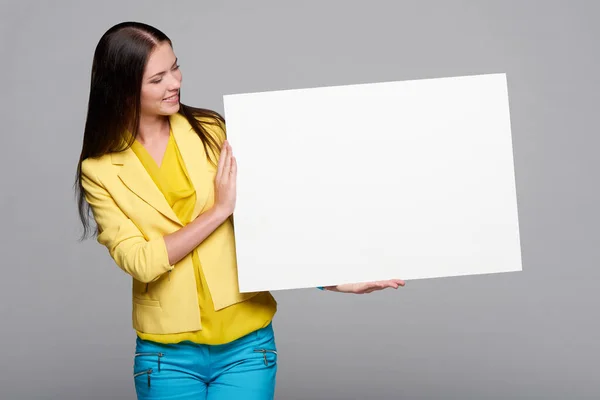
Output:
[319, 285, 339, 292]
[207, 205, 231, 225]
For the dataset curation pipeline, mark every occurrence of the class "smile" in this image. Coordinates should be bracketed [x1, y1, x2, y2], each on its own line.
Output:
[163, 93, 179, 103]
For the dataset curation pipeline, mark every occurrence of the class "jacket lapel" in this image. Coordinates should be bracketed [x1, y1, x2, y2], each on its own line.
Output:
[112, 145, 183, 226]
[112, 113, 214, 226]
[170, 113, 213, 220]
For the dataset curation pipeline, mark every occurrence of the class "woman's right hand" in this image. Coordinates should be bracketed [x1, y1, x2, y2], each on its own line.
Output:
[213, 140, 237, 218]
[162, 140, 237, 267]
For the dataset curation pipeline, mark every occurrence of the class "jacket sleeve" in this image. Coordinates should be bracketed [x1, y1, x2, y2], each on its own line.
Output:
[81, 160, 174, 283]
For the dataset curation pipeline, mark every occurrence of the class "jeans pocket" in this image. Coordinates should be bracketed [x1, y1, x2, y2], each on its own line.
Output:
[252, 348, 278, 367]
[133, 351, 165, 389]
[133, 367, 154, 388]
[134, 352, 165, 372]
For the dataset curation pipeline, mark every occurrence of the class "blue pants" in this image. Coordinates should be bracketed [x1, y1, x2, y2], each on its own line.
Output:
[133, 323, 278, 399]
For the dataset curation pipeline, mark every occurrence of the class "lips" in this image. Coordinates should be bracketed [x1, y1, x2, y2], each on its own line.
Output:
[163, 92, 179, 102]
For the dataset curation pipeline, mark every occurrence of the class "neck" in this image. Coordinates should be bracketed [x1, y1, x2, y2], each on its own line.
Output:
[137, 114, 170, 145]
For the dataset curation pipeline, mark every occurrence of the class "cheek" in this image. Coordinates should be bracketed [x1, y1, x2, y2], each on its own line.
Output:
[141, 86, 163, 106]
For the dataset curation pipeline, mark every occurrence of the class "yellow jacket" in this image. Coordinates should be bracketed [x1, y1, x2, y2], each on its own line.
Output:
[81, 113, 259, 334]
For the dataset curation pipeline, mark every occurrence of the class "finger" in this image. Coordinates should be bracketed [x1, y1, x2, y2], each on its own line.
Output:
[222, 143, 232, 184]
[229, 147, 236, 180]
[216, 141, 228, 182]
[229, 155, 236, 183]
[231, 156, 237, 179]
[373, 281, 394, 290]
[360, 284, 380, 293]
[386, 280, 400, 289]
[380, 280, 402, 288]
[375, 283, 394, 291]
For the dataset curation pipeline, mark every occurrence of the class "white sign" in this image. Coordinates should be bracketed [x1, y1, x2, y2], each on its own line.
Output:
[223, 73, 522, 292]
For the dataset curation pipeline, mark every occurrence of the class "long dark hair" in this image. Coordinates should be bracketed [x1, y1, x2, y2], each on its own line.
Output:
[75, 21, 224, 240]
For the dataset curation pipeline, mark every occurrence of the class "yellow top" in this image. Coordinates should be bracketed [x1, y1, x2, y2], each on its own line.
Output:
[81, 114, 266, 335]
[130, 129, 277, 345]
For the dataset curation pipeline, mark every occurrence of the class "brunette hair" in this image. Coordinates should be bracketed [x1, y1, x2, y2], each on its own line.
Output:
[75, 21, 224, 239]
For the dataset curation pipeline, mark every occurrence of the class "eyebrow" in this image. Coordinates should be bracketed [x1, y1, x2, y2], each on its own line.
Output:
[148, 58, 178, 80]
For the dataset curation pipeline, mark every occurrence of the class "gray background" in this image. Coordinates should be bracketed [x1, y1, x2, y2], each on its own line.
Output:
[1, 0, 598, 399]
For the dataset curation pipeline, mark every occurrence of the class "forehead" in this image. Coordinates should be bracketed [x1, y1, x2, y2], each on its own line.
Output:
[144, 42, 176, 76]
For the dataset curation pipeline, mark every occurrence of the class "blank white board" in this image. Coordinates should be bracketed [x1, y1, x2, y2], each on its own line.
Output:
[223, 73, 522, 292]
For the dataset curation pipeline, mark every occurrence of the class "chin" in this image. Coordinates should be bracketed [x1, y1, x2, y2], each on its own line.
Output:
[161, 103, 181, 115]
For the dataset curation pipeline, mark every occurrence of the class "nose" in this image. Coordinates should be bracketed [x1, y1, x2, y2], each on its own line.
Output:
[168, 79, 180, 91]
[167, 72, 181, 91]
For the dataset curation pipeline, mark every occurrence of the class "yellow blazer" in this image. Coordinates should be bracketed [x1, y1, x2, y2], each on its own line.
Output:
[81, 113, 258, 334]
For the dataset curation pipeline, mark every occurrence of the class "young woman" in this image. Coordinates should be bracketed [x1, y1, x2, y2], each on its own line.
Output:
[75, 21, 405, 400]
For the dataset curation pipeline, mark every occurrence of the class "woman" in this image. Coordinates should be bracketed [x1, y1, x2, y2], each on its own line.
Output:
[75, 21, 405, 400]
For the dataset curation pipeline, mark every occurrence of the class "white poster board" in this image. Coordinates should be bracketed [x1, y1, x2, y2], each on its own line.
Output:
[223, 73, 522, 292]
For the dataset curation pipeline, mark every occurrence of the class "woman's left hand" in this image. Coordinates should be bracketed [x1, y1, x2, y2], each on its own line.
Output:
[324, 279, 405, 294]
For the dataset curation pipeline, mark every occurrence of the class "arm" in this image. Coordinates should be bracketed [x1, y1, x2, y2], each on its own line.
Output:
[318, 280, 406, 294]
[162, 126, 236, 269]
[163, 206, 229, 265]
[81, 142, 237, 283]
[81, 164, 175, 283]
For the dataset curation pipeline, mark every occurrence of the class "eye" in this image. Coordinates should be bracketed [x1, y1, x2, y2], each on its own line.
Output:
[149, 65, 180, 84]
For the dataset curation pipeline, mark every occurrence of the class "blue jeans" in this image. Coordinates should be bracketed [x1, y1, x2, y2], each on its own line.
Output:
[133, 323, 278, 399]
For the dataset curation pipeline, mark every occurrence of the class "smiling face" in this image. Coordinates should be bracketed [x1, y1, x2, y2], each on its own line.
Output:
[140, 41, 182, 118]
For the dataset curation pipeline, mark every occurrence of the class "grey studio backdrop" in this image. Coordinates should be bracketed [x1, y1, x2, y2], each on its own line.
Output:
[1, 1, 598, 399]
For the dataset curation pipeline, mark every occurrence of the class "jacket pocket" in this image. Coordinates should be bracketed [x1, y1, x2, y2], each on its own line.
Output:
[133, 296, 160, 307]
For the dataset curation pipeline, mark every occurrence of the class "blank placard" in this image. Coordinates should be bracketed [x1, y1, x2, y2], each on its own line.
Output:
[223, 73, 522, 292]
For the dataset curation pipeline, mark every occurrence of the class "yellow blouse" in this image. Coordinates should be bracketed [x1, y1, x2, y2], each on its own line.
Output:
[130, 130, 277, 345]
